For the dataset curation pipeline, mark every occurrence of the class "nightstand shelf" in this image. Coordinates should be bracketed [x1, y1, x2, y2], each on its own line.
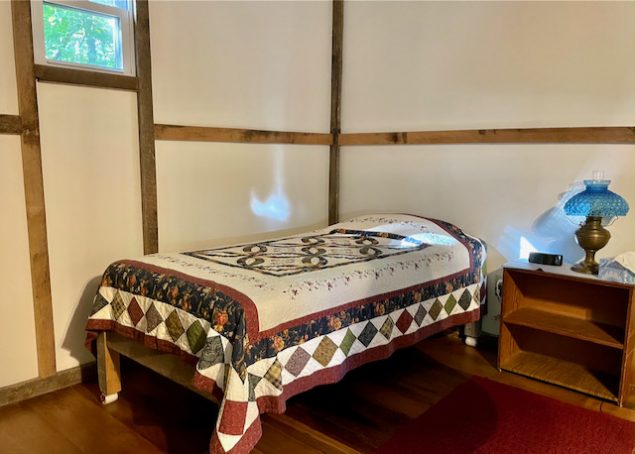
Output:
[504, 307, 624, 349]
[498, 265, 635, 406]
[502, 350, 619, 402]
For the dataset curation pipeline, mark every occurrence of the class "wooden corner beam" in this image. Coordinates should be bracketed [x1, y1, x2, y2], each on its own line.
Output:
[11, 0, 56, 378]
[328, 0, 344, 225]
[135, 0, 159, 254]
[339, 127, 635, 146]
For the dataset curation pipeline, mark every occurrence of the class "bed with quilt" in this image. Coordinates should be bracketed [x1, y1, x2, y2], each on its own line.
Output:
[85, 213, 486, 454]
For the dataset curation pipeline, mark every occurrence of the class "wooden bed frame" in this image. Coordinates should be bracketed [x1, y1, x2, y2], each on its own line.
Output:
[96, 321, 482, 404]
[97, 331, 217, 404]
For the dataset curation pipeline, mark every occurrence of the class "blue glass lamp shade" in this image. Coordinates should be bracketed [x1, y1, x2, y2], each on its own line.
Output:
[564, 180, 630, 217]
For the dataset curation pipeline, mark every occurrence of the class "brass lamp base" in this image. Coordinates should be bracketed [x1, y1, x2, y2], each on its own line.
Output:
[571, 216, 610, 275]
[571, 260, 600, 275]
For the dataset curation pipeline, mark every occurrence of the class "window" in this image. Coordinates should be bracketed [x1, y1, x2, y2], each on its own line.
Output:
[31, 0, 135, 76]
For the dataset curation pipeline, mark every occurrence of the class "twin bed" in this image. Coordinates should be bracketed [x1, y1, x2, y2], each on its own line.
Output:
[85, 213, 486, 454]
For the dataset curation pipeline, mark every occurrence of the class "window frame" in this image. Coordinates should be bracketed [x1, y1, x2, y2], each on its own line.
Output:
[31, 0, 136, 76]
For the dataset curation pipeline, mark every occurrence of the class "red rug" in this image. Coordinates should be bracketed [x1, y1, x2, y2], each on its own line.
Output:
[376, 376, 635, 454]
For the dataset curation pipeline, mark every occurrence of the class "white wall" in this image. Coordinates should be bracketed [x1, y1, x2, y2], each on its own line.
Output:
[340, 1, 635, 333]
[157, 142, 329, 252]
[150, 0, 332, 132]
[0, 136, 39, 387]
[38, 83, 144, 371]
[341, 144, 635, 265]
[342, 1, 635, 131]
[0, 1, 18, 115]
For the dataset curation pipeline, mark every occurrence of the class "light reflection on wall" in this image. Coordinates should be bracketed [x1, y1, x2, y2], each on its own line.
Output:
[518, 236, 537, 259]
[250, 186, 290, 222]
[249, 145, 291, 223]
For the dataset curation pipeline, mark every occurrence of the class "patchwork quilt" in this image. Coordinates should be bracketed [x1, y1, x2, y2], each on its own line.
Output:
[86, 214, 486, 453]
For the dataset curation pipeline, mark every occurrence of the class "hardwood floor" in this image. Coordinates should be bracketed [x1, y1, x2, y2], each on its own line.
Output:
[1, 331, 633, 453]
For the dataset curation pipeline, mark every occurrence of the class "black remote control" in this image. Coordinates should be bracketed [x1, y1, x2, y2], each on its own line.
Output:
[528, 252, 563, 266]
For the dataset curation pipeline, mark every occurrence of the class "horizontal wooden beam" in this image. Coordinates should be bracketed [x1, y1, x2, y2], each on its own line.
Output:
[155, 124, 333, 145]
[0, 114, 22, 135]
[152, 125, 635, 147]
[34, 64, 138, 91]
[339, 127, 635, 146]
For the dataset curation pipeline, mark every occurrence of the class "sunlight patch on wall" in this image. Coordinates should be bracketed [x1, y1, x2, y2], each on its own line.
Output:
[249, 146, 291, 223]
[519, 236, 538, 260]
[402, 232, 458, 247]
[250, 186, 290, 222]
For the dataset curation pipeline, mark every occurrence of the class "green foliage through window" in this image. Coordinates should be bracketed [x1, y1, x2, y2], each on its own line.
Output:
[43, 2, 123, 71]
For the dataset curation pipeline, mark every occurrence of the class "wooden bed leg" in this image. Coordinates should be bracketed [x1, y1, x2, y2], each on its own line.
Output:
[463, 320, 482, 348]
[97, 332, 121, 404]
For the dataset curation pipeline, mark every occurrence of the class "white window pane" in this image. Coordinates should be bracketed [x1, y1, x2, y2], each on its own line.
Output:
[43, 2, 123, 71]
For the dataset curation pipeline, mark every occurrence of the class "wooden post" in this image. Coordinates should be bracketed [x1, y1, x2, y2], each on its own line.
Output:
[134, 0, 159, 254]
[96, 333, 121, 402]
[11, 0, 56, 378]
[328, 0, 344, 225]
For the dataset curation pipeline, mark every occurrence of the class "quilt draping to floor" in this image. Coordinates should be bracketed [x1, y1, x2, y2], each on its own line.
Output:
[85, 214, 486, 453]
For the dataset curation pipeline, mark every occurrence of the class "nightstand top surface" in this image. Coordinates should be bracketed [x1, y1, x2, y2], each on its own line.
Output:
[505, 260, 634, 288]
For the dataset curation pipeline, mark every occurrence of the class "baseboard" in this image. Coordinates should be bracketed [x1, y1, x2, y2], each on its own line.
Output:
[0, 361, 96, 407]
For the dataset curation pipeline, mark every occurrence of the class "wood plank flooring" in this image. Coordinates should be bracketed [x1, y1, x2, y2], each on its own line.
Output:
[1, 331, 633, 453]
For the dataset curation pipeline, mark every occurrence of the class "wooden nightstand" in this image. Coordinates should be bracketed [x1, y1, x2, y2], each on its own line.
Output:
[497, 263, 635, 406]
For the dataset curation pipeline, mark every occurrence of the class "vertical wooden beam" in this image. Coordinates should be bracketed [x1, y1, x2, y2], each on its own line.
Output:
[328, 0, 344, 225]
[11, 0, 56, 378]
[134, 0, 159, 254]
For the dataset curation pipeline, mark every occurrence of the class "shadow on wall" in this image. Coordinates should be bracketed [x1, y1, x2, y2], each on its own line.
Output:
[497, 182, 585, 265]
[62, 275, 102, 365]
